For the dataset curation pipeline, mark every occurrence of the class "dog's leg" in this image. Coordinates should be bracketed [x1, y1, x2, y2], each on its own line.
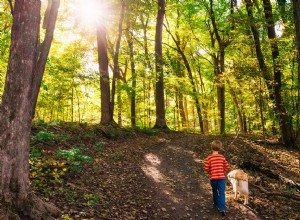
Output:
[234, 181, 238, 200]
[244, 194, 249, 205]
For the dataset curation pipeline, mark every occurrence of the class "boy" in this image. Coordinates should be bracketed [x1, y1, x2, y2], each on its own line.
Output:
[204, 140, 229, 216]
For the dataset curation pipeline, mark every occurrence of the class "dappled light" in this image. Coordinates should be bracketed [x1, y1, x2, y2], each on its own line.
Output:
[144, 153, 161, 166]
[141, 153, 166, 183]
[141, 165, 166, 183]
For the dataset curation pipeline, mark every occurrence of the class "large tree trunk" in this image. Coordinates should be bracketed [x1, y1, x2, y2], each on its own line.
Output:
[0, 0, 60, 218]
[154, 0, 167, 129]
[97, 23, 111, 125]
[262, 0, 295, 147]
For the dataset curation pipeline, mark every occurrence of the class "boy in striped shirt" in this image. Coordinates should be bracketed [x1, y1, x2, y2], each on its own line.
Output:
[204, 140, 229, 216]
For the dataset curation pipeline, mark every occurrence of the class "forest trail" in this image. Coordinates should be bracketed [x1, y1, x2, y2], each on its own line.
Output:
[136, 135, 261, 220]
[25, 126, 299, 220]
[60, 131, 265, 220]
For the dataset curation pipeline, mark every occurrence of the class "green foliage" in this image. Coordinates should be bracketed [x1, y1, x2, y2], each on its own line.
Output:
[59, 187, 78, 205]
[282, 187, 298, 195]
[36, 119, 47, 126]
[33, 130, 70, 141]
[84, 193, 100, 206]
[136, 127, 155, 136]
[57, 148, 93, 172]
[29, 146, 67, 190]
[33, 131, 59, 141]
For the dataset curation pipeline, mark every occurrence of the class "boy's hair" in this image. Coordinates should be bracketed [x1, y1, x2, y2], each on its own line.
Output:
[211, 140, 222, 151]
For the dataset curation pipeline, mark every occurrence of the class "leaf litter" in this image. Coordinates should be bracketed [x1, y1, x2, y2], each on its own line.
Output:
[27, 123, 299, 219]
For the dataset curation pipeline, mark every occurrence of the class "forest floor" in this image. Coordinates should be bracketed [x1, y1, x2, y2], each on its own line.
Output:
[1, 123, 300, 220]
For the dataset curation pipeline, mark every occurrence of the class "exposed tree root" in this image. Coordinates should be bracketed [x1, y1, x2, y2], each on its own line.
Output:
[279, 175, 300, 190]
[250, 182, 300, 202]
[99, 122, 132, 139]
[19, 193, 61, 220]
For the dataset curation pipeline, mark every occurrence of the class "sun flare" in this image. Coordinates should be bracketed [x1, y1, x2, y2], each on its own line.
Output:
[73, 0, 109, 26]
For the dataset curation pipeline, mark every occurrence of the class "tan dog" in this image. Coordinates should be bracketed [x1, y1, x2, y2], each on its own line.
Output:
[227, 169, 249, 205]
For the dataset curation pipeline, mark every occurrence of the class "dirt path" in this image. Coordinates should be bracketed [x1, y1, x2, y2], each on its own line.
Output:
[137, 136, 261, 220]
[57, 133, 265, 219]
[4, 126, 296, 219]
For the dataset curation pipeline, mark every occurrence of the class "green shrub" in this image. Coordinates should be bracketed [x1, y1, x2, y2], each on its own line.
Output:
[33, 131, 58, 141]
[57, 148, 93, 172]
[84, 193, 100, 206]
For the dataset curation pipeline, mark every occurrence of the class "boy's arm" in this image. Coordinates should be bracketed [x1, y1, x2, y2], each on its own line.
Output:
[224, 158, 229, 172]
[204, 157, 210, 173]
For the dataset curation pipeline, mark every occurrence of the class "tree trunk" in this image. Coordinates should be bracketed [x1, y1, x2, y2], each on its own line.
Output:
[117, 86, 122, 126]
[165, 23, 204, 133]
[218, 48, 226, 134]
[262, 0, 295, 147]
[292, 0, 300, 129]
[0, 0, 60, 218]
[227, 79, 244, 133]
[140, 14, 152, 127]
[196, 62, 209, 132]
[246, 0, 294, 147]
[126, 30, 137, 128]
[154, 0, 167, 129]
[97, 23, 111, 125]
[209, 0, 228, 135]
[111, 0, 125, 123]
[178, 92, 187, 128]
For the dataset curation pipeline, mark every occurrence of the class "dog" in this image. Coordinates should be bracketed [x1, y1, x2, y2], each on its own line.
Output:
[227, 169, 249, 205]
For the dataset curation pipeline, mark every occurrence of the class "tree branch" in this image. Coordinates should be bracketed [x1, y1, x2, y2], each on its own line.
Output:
[7, 0, 13, 15]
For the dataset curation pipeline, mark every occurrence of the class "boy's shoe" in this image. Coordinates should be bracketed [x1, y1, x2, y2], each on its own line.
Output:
[221, 211, 226, 216]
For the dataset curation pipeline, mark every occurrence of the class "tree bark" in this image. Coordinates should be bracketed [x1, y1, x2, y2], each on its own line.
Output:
[126, 30, 137, 128]
[111, 0, 125, 123]
[140, 14, 152, 127]
[208, 0, 228, 135]
[262, 0, 295, 147]
[245, 0, 295, 147]
[292, 0, 300, 129]
[0, 0, 60, 218]
[97, 23, 111, 125]
[227, 79, 244, 133]
[154, 0, 167, 129]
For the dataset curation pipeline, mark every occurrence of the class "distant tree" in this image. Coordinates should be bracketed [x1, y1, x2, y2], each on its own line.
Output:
[206, 0, 232, 134]
[111, 0, 125, 123]
[292, 0, 300, 128]
[0, 0, 60, 218]
[262, 0, 295, 147]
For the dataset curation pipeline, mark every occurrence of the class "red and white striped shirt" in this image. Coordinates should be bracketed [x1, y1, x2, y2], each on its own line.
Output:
[204, 154, 229, 180]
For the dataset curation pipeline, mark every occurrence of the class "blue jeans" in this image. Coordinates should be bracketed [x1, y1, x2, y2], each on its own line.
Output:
[210, 179, 226, 212]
